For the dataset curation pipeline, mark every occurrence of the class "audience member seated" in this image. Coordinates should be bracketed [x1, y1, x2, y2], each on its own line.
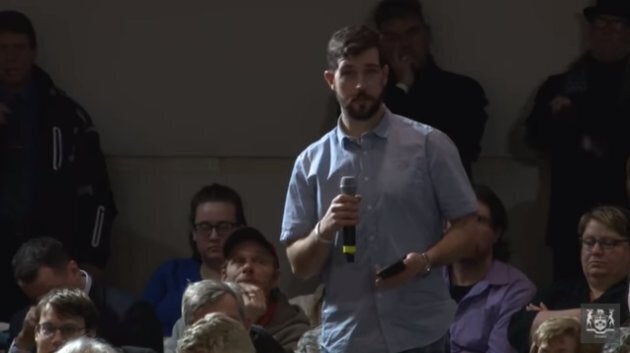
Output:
[446, 184, 536, 353]
[143, 184, 246, 336]
[164, 279, 284, 353]
[529, 317, 581, 353]
[176, 313, 255, 353]
[508, 205, 630, 353]
[9, 288, 99, 353]
[221, 227, 310, 352]
[0, 9, 117, 321]
[9, 237, 163, 353]
[370, 0, 488, 178]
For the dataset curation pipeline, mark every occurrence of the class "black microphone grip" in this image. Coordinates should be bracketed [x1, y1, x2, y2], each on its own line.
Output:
[340, 176, 357, 262]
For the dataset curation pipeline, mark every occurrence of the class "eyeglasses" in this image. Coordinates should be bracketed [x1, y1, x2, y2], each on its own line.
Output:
[36, 323, 85, 339]
[193, 221, 238, 237]
[580, 237, 630, 250]
[592, 16, 630, 31]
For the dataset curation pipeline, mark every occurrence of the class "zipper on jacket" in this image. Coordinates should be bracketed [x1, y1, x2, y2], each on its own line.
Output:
[52, 126, 63, 170]
[91, 206, 106, 247]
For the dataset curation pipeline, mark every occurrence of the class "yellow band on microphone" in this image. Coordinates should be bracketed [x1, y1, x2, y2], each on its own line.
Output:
[342, 245, 356, 254]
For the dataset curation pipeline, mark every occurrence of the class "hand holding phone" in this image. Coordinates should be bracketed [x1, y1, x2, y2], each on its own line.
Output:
[376, 257, 406, 279]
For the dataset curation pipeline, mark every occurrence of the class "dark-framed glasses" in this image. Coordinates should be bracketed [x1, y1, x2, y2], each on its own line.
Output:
[592, 16, 630, 31]
[580, 236, 630, 250]
[193, 221, 238, 237]
[36, 323, 85, 338]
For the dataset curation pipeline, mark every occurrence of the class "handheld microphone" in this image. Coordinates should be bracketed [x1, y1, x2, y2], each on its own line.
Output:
[340, 176, 357, 262]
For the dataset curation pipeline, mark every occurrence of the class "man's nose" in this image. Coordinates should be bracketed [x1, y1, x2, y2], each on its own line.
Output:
[241, 261, 254, 273]
[591, 241, 605, 254]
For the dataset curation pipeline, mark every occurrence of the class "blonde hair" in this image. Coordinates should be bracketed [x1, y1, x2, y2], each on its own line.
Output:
[530, 317, 581, 353]
[176, 312, 255, 353]
[57, 337, 117, 353]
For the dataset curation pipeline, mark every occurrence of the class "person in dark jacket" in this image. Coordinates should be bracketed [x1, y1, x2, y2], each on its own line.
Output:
[0, 10, 116, 321]
[525, 0, 630, 281]
[508, 205, 630, 353]
[8, 237, 163, 353]
[371, 0, 488, 178]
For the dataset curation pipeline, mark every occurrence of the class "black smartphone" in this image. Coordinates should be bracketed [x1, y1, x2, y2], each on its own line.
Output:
[376, 258, 406, 279]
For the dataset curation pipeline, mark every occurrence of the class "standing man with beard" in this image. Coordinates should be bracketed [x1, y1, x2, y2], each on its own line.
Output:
[280, 25, 483, 353]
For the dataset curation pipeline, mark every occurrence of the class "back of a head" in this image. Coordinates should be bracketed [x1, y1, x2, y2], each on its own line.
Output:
[181, 280, 245, 326]
[12, 236, 71, 284]
[176, 312, 255, 353]
[57, 337, 117, 353]
[372, 0, 426, 29]
[35, 288, 99, 332]
[530, 317, 581, 353]
[0, 10, 36, 47]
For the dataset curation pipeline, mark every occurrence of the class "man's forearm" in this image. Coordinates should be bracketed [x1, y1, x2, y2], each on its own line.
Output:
[425, 214, 479, 267]
[286, 225, 333, 280]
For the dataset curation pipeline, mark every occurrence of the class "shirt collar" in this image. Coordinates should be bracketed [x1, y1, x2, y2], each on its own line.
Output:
[334, 105, 392, 146]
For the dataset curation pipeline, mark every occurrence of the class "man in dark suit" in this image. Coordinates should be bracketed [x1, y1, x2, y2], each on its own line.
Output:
[8, 237, 163, 353]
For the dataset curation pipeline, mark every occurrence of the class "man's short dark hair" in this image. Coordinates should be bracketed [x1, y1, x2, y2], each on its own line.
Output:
[188, 184, 247, 260]
[12, 237, 71, 284]
[0, 10, 37, 48]
[372, 0, 426, 29]
[326, 25, 384, 70]
[35, 288, 99, 332]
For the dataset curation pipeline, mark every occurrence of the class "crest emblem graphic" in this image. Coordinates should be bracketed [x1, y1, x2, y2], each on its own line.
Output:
[582, 304, 619, 343]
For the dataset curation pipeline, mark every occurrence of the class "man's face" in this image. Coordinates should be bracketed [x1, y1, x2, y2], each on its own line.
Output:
[18, 263, 82, 302]
[379, 16, 430, 71]
[324, 47, 388, 121]
[0, 31, 35, 90]
[580, 219, 630, 284]
[222, 241, 278, 298]
[192, 201, 239, 266]
[588, 14, 630, 63]
[35, 305, 89, 353]
[191, 293, 243, 325]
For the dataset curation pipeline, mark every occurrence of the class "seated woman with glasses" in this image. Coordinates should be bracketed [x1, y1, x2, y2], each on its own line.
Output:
[9, 288, 98, 353]
[143, 184, 247, 337]
[508, 205, 630, 353]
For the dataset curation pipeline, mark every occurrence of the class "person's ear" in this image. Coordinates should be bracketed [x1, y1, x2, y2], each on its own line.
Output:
[67, 260, 80, 275]
[324, 70, 335, 90]
[66, 260, 83, 287]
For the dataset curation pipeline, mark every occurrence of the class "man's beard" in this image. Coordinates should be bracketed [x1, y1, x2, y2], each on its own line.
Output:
[340, 92, 382, 121]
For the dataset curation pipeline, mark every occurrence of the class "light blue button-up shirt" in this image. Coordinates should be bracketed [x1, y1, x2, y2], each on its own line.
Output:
[281, 107, 477, 353]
